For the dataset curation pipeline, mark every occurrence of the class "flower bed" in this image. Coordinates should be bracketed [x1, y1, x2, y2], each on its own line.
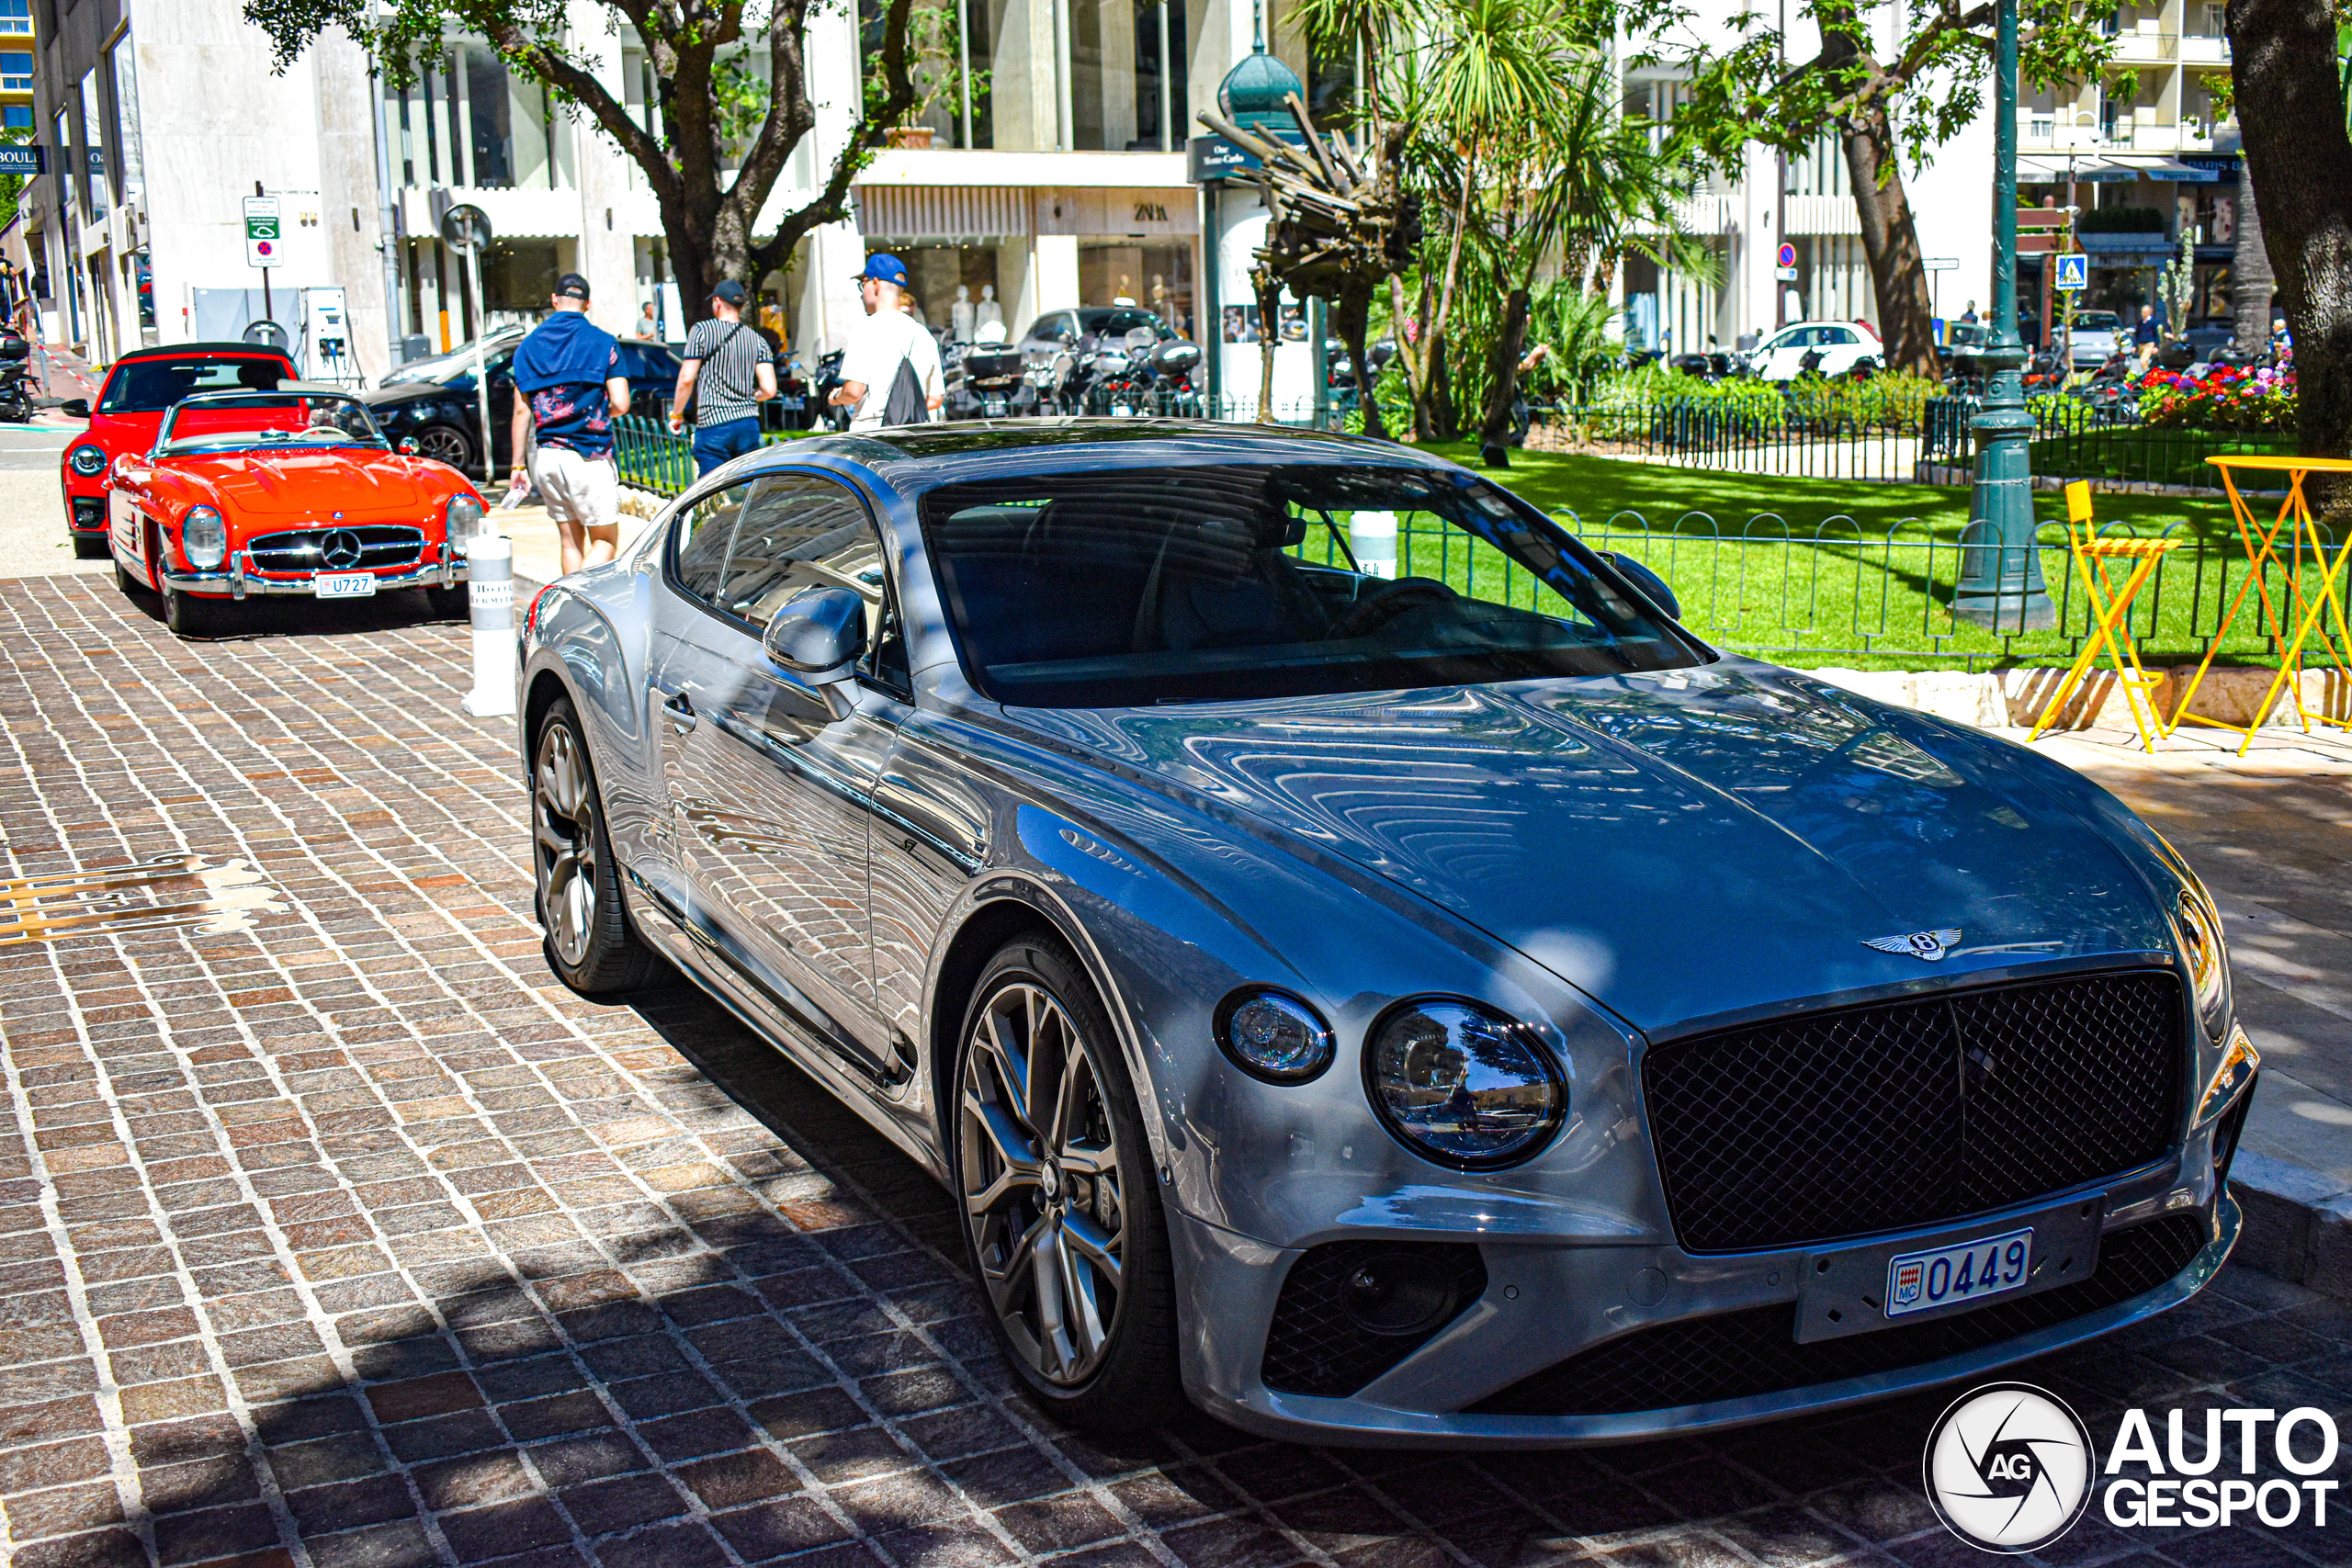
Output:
[2138, 356, 2296, 432]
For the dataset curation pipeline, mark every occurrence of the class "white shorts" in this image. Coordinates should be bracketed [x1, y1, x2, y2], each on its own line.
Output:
[529, 445, 620, 533]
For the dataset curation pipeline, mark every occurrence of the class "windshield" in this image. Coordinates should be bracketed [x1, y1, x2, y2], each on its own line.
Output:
[1080, 309, 1174, 341]
[100, 356, 288, 413]
[920, 463, 1705, 707]
[380, 333, 523, 387]
[2075, 312, 2121, 332]
[156, 392, 388, 456]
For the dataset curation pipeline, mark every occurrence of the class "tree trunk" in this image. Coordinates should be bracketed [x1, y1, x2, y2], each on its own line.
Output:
[2229, 155, 2276, 355]
[1334, 287, 1386, 441]
[1254, 268, 1283, 423]
[1478, 282, 1532, 466]
[1840, 101, 1939, 378]
[2230, 0, 2352, 456]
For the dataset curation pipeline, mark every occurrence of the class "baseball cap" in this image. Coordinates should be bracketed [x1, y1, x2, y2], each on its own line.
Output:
[854, 254, 910, 288]
[555, 272, 591, 301]
[711, 279, 749, 306]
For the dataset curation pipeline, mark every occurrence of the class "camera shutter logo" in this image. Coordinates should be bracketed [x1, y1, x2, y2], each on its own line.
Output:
[1924, 1383, 2094, 1552]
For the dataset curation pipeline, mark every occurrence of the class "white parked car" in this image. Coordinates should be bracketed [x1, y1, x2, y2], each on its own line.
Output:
[2068, 310, 2125, 368]
[1750, 321, 1883, 381]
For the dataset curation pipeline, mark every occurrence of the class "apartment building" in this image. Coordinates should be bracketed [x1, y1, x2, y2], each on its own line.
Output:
[1, 1, 32, 136]
[21, 0, 1294, 380]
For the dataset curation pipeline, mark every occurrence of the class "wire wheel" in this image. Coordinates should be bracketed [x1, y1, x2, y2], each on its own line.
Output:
[533, 718, 598, 968]
[960, 978, 1129, 1388]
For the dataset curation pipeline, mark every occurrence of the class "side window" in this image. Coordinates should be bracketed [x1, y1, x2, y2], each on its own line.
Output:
[1826, 328, 1859, 345]
[672, 480, 754, 604]
[715, 473, 887, 631]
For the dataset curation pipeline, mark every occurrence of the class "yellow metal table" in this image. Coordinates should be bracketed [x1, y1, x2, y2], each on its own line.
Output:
[2165, 455, 2352, 755]
[2029, 480, 2179, 752]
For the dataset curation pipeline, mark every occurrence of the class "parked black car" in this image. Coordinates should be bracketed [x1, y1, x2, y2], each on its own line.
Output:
[361, 331, 683, 472]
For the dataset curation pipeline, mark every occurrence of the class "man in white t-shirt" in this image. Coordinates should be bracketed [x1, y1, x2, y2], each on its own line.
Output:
[830, 254, 943, 431]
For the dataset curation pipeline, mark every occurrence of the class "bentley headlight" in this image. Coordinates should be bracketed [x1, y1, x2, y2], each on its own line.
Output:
[2176, 886, 2230, 1037]
[1366, 999, 1565, 1168]
[446, 491, 486, 542]
[182, 506, 227, 570]
[1217, 990, 1333, 1084]
[69, 444, 107, 477]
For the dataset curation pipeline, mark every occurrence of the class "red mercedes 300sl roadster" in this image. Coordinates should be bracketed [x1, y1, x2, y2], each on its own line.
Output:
[108, 385, 487, 637]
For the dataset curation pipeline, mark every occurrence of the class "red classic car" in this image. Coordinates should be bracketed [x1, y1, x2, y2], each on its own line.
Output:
[108, 386, 486, 637]
[62, 341, 298, 558]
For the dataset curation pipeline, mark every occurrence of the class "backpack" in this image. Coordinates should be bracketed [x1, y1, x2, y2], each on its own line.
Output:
[882, 353, 928, 426]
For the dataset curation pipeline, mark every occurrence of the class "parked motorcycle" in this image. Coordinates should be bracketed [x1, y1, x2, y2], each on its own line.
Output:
[774, 355, 819, 430]
[949, 339, 1030, 419]
[812, 348, 851, 432]
[0, 333, 35, 424]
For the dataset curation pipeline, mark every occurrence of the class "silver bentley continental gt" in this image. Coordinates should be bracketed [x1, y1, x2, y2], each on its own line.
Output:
[514, 422, 2256, 1447]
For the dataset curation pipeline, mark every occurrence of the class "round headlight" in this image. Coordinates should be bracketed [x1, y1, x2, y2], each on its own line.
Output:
[68, 444, 107, 477]
[1365, 1000, 1565, 1168]
[446, 491, 486, 541]
[182, 506, 227, 570]
[2176, 887, 2229, 1036]
[1217, 990, 1333, 1084]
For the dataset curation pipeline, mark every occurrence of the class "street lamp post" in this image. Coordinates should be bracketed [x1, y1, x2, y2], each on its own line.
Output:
[1953, 0, 2056, 630]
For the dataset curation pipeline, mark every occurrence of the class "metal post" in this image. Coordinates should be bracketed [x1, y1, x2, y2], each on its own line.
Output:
[465, 245, 492, 485]
[1953, 0, 2054, 631]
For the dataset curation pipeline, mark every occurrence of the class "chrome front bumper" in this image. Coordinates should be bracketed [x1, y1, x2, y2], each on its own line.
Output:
[158, 547, 468, 600]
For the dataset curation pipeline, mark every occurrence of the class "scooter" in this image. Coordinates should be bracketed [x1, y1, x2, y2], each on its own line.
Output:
[0, 333, 36, 424]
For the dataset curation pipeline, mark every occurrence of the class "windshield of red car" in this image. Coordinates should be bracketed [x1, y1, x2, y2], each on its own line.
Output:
[156, 394, 387, 456]
[920, 463, 1706, 707]
[99, 357, 288, 413]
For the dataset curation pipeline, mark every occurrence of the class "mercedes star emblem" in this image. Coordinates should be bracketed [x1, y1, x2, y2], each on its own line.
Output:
[321, 529, 364, 570]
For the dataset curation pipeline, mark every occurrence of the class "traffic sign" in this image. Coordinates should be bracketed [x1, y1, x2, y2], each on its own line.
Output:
[439, 203, 492, 254]
[2054, 253, 2088, 292]
[1924, 256, 1959, 272]
[1774, 265, 1799, 281]
[1776, 243, 1797, 269]
[243, 196, 280, 270]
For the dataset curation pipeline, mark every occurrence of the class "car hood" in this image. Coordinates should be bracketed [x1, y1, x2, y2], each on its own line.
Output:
[358, 384, 460, 410]
[1009, 663, 2165, 1034]
[167, 451, 444, 516]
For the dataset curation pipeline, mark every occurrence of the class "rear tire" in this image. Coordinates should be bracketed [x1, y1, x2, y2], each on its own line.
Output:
[953, 937, 1185, 1433]
[532, 697, 664, 996]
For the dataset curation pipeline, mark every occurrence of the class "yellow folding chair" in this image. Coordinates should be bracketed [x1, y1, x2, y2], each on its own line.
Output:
[2028, 480, 2181, 752]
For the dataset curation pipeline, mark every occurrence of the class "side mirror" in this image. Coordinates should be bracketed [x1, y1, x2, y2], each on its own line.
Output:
[1603, 552, 1681, 623]
[399, 437, 420, 455]
[61, 398, 89, 420]
[763, 585, 867, 721]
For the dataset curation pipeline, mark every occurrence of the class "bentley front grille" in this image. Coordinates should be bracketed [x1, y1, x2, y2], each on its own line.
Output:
[1643, 970, 2183, 1254]
[1466, 1213, 2208, 1417]
[245, 525, 426, 574]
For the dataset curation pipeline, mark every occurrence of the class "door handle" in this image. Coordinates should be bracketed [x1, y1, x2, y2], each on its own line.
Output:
[660, 688, 698, 734]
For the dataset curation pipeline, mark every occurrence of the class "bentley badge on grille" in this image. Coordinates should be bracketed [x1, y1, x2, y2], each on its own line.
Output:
[1864, 929, 1962, 961]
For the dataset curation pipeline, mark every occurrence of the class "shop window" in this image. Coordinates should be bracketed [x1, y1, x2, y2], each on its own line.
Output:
[480, 240, 566, 320]
[1080, 242, 1192, 339]
[899, 244, 1004, 341]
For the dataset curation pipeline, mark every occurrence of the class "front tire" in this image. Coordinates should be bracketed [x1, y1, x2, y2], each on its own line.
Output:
[954, 938, 1183, 1432]
[164, 587, 221, 637]
[532, 698, 663, 995]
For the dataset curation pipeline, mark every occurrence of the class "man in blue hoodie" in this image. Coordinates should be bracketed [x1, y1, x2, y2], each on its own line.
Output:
[511, 273, 630, 574]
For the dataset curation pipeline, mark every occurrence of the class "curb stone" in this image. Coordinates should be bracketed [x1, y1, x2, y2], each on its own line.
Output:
[2229, 1150, 2352, 1303]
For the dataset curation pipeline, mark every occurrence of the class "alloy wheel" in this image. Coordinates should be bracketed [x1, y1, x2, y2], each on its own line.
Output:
[960, 979, 1128, 1387]
[414, 424, 474, 470]
[533, 720, 598, 966]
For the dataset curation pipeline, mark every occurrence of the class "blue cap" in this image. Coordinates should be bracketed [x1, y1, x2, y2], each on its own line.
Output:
[855, 253, 910, 288]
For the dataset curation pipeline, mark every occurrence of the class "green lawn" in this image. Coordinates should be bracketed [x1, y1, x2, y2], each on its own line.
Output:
[1408, 446, 2310, 673]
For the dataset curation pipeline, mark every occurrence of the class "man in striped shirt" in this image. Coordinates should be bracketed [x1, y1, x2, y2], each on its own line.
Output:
[669, 279, 776, 476]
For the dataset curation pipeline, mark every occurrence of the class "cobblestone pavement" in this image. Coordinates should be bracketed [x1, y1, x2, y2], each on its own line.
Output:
[3, 571, 2349, 1568]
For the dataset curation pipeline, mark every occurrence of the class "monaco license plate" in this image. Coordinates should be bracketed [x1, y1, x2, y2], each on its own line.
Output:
[314, 572, 377, 600]
[1886, 1227, 2033, 1319]
[983, 399, 1008, 417]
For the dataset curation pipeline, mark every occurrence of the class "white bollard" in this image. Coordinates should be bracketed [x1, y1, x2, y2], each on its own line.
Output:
[458, 535, 518, 718]
[1351, 511, 1398, 580]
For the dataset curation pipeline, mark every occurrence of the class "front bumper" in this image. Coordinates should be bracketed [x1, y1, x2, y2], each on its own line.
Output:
[159, 548, 468, 600]
[1170, 1176, 2237, 1449]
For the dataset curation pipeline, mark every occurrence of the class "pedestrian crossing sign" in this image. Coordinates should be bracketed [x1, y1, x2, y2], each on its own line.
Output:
[2055, 254, 2087, 292]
